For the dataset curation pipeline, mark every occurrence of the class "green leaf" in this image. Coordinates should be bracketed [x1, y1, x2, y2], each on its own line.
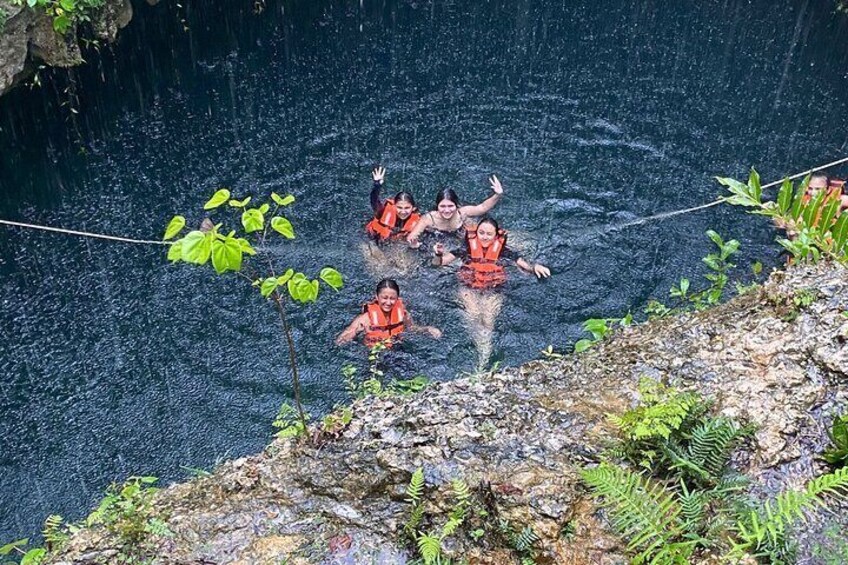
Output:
[277, 269, 294, 285]
[228, 196, 251, 208]
[287, 273, 306, 300]
[574, 339, 594, 353]
[319, 267, 343, 290]
[748, 168, 762, 203]
[259, 203, 270, 215]
[272, 192, 296, 206]
[203, 189, 231, 210]
[241, 208, 264, 233]
[167, 241, 183, 263]
[21, 548, 47, 565]
[260, 277, 279, 298]
[211, 237, 243, 274]
[706, 230, 723, 248]
[777, 178, 793, 214]
[163, 215, 186, 240]
[53, 14, 71, 33]
[180, 231, 212, 265]
[0, 539, 28, 556]
[59, 0, 75, 11]
[236, 238, 256, 256]
[271, 216, 295, 238]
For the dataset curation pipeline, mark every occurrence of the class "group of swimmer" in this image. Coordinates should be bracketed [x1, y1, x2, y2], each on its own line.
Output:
[336, 167, 551, 367]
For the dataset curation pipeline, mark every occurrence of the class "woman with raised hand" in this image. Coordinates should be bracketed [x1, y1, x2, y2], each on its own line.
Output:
[433, 216, 550, 368]
[366, 166, 421, 241]
[406, 175, 504, 248]
[335, 278, 442, 348]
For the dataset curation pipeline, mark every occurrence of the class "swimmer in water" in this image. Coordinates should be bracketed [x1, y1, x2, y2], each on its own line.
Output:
[406, 175, 505, 248]
[433, 216, 550, 368]
[335, 278, 442, 348]
[361, 167, 423, 277]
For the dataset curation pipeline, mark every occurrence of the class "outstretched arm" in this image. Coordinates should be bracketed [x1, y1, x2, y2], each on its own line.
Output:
[406, 213, 434, 247]
[406, 312, 442, 339]
[370, 166, 386, 216]
[516, 257, 551, 279]
[336, 312, 369, 345]
[431, 242, 458, 266]
[460, 174, 503, 217]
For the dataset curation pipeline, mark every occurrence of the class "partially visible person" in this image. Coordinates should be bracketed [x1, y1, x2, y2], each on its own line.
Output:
[775, 175, 844, 238]
[366, 166, 421, 241]
[335, 278, 442, 347]
[433, 217, 550, 367]
[406, 175, 505, 248]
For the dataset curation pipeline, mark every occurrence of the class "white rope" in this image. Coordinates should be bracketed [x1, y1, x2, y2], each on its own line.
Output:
[0, 219, 171, 246]
[600, 155, 848, 234]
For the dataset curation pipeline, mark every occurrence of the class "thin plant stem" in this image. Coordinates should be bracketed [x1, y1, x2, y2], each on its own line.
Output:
[273, 292, 307, 431]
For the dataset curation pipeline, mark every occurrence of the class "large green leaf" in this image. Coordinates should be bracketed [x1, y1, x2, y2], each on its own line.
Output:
[21, 548, 47, 565]
[0, 539, 28, 556]
[211, 237, 243, 274]
[777, 178, 793, 215]
[203, 189, 231, 210]
[272, 192, 296, 206]
[163, 215, 186, 240]
[802, 190, 825, 228]
[241, 208, 264, 233]
[319, 267, 343, 290]
[833, 214, 848, 254]
[236, 238, 256, 256]
[287, 273, 306, 300]
[260, 277, 279, 298]
[271, 216, 295, 238]
[748, 168, 762, 203]
[180, 231, 212, 265]
[167, 241, 183, 263]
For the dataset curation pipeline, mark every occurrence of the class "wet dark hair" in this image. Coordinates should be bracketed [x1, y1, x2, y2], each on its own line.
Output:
[393, 191, 416, 208]
[375, 278, 400, 296]
[435, 188, 461, 208]
[476, 216, 499, 232]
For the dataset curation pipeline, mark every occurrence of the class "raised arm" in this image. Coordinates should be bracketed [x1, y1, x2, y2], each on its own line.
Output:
[370, 166, 386, 216]
[459, 175, 503, 217]
[335, 312, 369, 345]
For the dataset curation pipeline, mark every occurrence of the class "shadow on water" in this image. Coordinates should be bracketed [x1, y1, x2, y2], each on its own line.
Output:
[3, 0, 848, 542]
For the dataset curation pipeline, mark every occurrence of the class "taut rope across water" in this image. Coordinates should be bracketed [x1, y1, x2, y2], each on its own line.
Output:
[2, 156, 848, 248]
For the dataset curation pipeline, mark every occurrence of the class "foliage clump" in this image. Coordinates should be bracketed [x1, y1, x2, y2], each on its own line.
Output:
[11, 0, 106, 34]
[582, 378, 848, 564]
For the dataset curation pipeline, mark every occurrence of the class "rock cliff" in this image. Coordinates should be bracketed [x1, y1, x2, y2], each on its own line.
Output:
[0, 0, 132, 97]
[47, 262, 848, 564]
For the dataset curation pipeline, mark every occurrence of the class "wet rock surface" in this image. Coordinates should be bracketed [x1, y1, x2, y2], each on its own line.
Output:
[48, 263, 848, 564]
[0, 0, 132, 96]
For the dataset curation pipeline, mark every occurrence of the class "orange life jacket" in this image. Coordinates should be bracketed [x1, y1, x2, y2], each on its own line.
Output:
[459, 230, 508, 289]
[366, 199, 421, 240]
[363, 298, 407, 347]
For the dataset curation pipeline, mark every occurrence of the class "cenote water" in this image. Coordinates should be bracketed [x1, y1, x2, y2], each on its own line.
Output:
[3, 0, 848, 541]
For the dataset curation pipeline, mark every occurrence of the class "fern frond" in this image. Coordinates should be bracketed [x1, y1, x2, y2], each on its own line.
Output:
[417, 533, 442, 564]
[513, 526, 539, 552]
[582, 463, 683, 558]
[42, 514, 68, 548]
[440, 517, 462, 538]
[404, 502, 425, 539]
[684, 418, 748, 480]
[407, 467, 425, 503]
[448, 479, 471, 523]
[678, 481, 707, 535]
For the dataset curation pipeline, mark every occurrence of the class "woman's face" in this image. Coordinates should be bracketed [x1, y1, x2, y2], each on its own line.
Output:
[476, 222, 497, 245]
[395, 200, 414, 220]
[376, 288, 399, 313]
[437, 198, 457, 220]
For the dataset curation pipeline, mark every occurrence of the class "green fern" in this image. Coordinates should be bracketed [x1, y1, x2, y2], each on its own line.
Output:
[407, 467, 425, 503]
[731, 467, 848, 559]
[417, 533, 442, 564]
[405, 467, 426, 537]
[581, 463, 689, 562]
[42, 514, 69, 550]
[609, 378, 700, 441]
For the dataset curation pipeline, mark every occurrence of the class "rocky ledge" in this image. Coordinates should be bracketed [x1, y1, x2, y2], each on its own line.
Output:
[0, 0, 134, 97]
[49, 262, 848, 564]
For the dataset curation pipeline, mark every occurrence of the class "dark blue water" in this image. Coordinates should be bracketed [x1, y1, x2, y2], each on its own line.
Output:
[3, 0, 848, 541]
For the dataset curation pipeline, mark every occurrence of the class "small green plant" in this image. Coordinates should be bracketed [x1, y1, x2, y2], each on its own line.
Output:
[719, 169, 848, 263]
[11, 0, 106, 34]
[496, 518, 540, 564]
[342, 363, 429, 400]
[165, 189, 343, 436]
[320, 405, 353, 436]
[404, 468, 473, 565]
[0, 539, 46, 565]
[574, 313, 632, 353]
[85, 476, 171, 549]
[272, 402, 310, 439]
[667, 230, 739, 311]
[644, 299, 672, 320]
[792, 287, 817, 308]
[822, 414, 848, 467]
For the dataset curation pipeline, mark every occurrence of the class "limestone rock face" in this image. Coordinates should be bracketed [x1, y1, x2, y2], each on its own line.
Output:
[47, 263, 848, 564]
[0, 0, 132, 96]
